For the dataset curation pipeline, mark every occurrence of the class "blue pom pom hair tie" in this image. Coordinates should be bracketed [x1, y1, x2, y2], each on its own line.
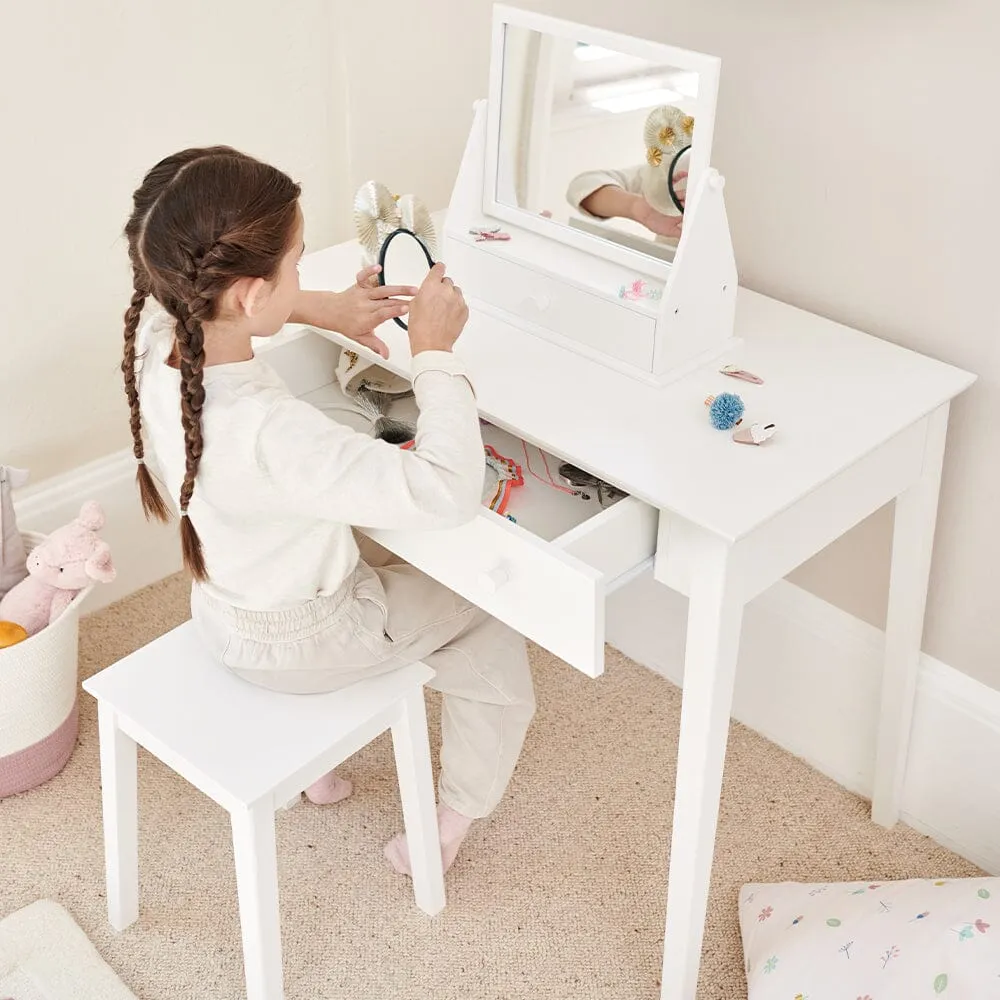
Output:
[704, 392, 745, 430]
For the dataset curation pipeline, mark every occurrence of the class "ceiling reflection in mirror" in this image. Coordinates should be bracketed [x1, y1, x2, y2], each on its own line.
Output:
[496, 28, 701, 261]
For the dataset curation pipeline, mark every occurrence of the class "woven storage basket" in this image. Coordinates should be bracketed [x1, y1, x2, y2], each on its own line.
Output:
[0, 532, 92, 797]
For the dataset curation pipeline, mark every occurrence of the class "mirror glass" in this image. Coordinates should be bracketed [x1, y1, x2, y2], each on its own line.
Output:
[378, 228, 435, 330]
[496, 26, 702, 262]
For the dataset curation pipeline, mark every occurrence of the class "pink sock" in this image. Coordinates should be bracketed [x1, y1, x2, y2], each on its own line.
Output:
[384, 803, 474, 876]
[304, 770, 353, 805]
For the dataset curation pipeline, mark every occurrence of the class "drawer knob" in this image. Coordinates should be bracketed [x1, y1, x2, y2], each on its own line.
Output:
[477, 565, 510, 593]
[528, 293, 550, 311]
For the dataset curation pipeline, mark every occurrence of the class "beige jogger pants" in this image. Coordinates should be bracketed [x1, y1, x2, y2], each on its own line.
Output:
[190, 541, 535, 819]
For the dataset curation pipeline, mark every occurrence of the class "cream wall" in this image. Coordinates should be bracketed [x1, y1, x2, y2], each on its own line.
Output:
[3, 1, 997, 689]
[338, 0, 999, 688]
[0, 0, 352, 480]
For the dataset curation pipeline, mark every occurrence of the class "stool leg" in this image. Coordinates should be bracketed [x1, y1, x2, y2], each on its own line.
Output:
[390, 687, 446, 916]
[231, 804, 284, 1000]
[97, 702, 139, 931]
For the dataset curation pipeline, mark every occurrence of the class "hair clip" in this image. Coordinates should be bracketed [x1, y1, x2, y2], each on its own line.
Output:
[469, 227, 510, 242]
[720, 364, 764, 385]
[733, 422, 776, 446]
[704, 393, 744, 430]
[558, 463, 628, 507]
[618, 279, 662, 301]
[483, 444, 523, 515]
[401, 440, 523, 513]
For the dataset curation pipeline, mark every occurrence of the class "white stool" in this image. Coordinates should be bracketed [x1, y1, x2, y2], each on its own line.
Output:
[82, 621, 445, 1000]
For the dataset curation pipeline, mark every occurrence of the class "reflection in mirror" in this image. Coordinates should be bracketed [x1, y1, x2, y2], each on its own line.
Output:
[378, 228, 435, 330]
[496, 27, 699, 261]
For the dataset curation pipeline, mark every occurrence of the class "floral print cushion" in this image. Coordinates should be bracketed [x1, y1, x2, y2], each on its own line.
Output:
[739, 877, 1000, 999]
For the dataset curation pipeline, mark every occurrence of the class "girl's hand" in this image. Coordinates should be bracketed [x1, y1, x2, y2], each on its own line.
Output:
[337, 265, 419, 356]
[671, 170, 688, 207]
[291, 266, 417, 359]
[407, 263, 468, 355]
[632, 197, 684, 239]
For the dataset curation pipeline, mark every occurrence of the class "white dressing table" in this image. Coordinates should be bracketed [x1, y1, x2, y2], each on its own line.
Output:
[263, 232, 975, 999]
[264, 7, 976, 995]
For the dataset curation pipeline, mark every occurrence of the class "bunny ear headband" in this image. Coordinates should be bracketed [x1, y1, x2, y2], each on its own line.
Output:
[336, 181, 439, 398]
[644, 105, 694, 214]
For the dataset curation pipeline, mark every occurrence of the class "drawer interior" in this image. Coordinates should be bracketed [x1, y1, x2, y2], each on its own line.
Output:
[298, 375, 656, 590]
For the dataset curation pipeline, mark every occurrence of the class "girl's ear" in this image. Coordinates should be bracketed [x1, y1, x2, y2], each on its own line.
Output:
[227, 276, 268, 318]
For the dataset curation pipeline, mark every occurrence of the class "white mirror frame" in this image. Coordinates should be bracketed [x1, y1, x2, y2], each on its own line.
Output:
[483, 4, 722, 278]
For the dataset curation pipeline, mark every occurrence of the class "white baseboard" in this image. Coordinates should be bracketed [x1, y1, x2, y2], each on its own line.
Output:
[608, 576, 1000, 875]
[14, 443, 1000, 875]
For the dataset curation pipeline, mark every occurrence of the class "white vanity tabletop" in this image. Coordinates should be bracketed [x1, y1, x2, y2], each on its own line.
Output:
[281, 230, 977, 1000]
[296, 239, 975, 543]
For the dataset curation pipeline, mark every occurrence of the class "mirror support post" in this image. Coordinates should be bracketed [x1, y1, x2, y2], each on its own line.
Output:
[653, 168, 739, 379]
[446, 100, 490, 244]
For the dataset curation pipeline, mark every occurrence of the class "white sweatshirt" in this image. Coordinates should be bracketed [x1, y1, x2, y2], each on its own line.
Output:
[136, 311, 483, 610]
[565, 163, 680, 247]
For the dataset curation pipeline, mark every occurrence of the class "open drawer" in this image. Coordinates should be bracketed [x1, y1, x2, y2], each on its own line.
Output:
[299, 380, 658, 677]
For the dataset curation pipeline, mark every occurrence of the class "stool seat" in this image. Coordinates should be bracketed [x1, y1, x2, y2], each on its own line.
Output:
[83, 620, 445, 1000]
[84, 622, 433, 810]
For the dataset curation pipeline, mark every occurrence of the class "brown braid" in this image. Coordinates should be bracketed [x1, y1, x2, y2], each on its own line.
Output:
[120, 148, 235, 526]
[174, 298, 209, 580]
[122, 147, 300, 581]
[121, 269, 170, 522]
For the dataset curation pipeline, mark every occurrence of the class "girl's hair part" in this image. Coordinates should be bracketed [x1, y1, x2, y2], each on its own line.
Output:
[122, 146, 300, 581]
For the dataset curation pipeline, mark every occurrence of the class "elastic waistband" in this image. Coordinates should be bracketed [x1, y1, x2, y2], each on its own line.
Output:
[194, 565, 367, 643]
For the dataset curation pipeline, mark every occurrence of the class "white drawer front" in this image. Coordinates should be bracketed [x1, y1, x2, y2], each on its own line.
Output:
[297, 374, 659, 677]
[364, 496, 657, 678]
[449, 240, 656, 372]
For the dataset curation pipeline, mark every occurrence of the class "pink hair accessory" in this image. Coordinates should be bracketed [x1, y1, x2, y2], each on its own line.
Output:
[469, 227, 511, 242]
[618, 278, 662, 301]
[732, 422, 777, 446]
[720, 364, 764, 385]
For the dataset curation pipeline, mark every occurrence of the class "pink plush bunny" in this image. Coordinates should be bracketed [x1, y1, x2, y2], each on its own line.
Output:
[0, 501, 115, 636]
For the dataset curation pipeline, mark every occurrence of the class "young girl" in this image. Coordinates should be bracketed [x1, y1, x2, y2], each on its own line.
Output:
[123, 146, 535, 874]
[565, 104, 691, 245]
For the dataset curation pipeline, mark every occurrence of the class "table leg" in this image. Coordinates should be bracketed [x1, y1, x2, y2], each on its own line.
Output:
[391, 687, 446, 917]
[871, 403, 950, 828]
[97, 702, 139, 931]
[231, 804, 284, 1000]
[660, 535, 743, 1000]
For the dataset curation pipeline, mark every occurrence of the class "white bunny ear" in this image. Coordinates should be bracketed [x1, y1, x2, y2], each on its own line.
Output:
[397, 195, 437, 257]
[353, 180, 401, 262]
[85, 541, 116, 583]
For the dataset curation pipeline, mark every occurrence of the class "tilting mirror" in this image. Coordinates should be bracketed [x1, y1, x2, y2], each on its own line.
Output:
[491, 13, 718, 263]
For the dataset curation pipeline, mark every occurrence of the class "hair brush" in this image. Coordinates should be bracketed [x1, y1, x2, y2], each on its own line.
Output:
[354, 386, 416, 445]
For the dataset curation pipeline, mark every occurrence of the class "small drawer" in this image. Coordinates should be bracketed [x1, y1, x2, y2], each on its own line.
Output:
[366, 490, 656, 678]
[447, 238, 656, 372]
[300, 379, 658, 677]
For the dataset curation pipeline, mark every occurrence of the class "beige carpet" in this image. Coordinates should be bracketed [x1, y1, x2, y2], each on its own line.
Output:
[0, 575, 981, 999]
